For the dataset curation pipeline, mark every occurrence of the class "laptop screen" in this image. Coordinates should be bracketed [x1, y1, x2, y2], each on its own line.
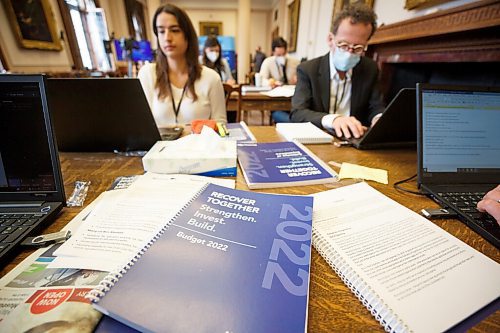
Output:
[46, 78, 161, 152]
[418, 84, 500, 185]
[0, 75, 64, 201]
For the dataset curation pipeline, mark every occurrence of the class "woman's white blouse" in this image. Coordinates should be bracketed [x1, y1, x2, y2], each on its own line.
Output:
[138, 63, 227, 127]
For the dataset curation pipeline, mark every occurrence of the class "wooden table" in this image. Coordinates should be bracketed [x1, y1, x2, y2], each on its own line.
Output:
[1, 126, 498, 332]
[227, 92, 292, 125]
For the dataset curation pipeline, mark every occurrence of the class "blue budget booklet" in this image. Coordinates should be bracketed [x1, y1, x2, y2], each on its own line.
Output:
[238, 141, 338, 189]
[87, 183, 313, 333]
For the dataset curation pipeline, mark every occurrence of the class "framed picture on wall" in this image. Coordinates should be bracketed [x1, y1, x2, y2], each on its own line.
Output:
[124, 0, 148, 41]
[2, 0, 62, 51]
[272, 27, 279, 41]
[288, 0, 301, 52]
[405, 0, 452, 10]
[199, 22, 223, 36]
[331, 0, 374, 31]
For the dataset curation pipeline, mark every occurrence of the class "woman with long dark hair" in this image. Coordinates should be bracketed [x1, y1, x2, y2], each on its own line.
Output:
[200, 36, 235, 84]
[138, 4, 226, 126]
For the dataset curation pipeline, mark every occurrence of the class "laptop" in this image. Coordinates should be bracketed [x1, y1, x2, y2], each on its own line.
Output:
[0, 74, 66, 267]
[417, 83, 500, 248]
[46, 78, 162, 152]
[348, 88, 416, 149]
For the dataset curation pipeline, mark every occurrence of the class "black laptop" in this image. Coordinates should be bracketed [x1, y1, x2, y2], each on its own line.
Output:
[46, 78, 161, 152]
[0, 74, 66, 267]
[417, 83, 500, 248]
[348, 88, 416, 149]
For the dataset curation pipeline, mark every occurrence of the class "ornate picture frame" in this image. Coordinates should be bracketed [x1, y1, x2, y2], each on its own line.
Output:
[288, 0, 300, 52]
[124, 0, 148, 40]
[405, 0, 452, 10]
[199, 21, 223, 36]
[331, 0, 374, 31]
[2, 0, 62, 51]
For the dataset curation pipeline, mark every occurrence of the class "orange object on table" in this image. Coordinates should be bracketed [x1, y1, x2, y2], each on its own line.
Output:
[191, 119, 217, 134]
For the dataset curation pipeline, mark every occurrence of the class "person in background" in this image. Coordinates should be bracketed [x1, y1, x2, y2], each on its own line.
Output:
[259, 37, 299, 87]
[253, 46, 266, 73]
[477, 185, 500, 225]
[138, 4, 226, 127]
[290, 4, 384, 139]
[259, 37, 299, 123]
[200, 36, 236, 85]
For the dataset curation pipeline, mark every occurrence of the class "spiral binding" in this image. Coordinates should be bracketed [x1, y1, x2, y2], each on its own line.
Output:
[311, 227, 411, 333]
[85, 183, 210, 303]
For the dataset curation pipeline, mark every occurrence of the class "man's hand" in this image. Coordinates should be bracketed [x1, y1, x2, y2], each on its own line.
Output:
[267, 78, 282, 88]
[477, 185, 500, 225]
[332, 116, 367, 139]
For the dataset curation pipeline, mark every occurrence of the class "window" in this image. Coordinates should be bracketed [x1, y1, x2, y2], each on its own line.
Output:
[61, 0, 114, 71]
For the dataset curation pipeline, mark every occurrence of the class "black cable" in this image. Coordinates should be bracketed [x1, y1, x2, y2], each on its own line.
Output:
[393, 174, 426, 196]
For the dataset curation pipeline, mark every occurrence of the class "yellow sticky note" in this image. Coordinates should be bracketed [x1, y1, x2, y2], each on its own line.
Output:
[338, 162, 388, 184]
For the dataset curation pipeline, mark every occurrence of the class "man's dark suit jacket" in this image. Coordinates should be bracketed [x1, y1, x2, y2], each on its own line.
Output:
[290, 53, 384, 128]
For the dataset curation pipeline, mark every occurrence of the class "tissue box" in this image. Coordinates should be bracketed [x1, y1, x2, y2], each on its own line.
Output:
[142, 140, 237, 176]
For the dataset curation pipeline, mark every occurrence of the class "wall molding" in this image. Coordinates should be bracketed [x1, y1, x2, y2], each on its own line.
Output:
[367, 0, 500, 64]
[370, 0, 500, 45]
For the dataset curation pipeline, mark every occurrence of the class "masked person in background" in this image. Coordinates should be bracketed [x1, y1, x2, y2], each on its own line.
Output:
[259, 37, 299, 88]
[290, 4, 384, 139]
[259, 37, 299, 123]
[200, 36, 235, 85]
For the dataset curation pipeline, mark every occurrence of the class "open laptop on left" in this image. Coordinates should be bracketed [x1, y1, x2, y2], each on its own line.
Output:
[46, 78, 162, 152]
[0, 74, 65, 267]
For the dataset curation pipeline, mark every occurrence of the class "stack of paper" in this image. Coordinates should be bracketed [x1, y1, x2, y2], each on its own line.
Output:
[261, 85, 296, 97]
[240, 85, 272, 95]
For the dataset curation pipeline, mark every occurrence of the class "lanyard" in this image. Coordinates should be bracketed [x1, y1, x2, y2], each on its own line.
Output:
[168, 82, 187, 124]
[333, 79, 346, 114]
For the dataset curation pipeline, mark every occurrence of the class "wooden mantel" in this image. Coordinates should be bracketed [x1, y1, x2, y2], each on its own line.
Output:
[368, 0, 500, 64]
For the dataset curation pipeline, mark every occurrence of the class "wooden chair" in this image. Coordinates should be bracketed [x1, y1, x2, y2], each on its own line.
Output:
[223, 83, 241, 122]
[222, 83, 235, 107]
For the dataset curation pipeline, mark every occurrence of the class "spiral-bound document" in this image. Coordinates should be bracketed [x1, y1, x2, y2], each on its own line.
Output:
[276, 122, 333, 144]
[53, 173, 235, 272]
[87, 183, 314, 333]
[311, 182, 500, 333]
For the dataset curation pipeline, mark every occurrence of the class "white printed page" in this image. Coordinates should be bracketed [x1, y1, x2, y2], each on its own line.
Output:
[53, 174, 235, 272]
[312, 182, 500, 333]
[260, 85, 295, 97]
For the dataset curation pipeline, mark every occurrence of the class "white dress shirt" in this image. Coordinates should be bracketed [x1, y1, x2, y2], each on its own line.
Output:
[321, 51, 382, 130]
[321, 51, 353, 130]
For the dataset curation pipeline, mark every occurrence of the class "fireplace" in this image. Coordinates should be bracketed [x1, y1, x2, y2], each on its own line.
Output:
[367, 0, 500, 103]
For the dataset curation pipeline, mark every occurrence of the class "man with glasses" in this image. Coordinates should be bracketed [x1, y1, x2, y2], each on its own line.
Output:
[290, 4, 384, 139]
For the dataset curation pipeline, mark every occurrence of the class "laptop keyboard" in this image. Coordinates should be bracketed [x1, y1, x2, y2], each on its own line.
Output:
[0, 212, 44, 256]
[438, 192, 499, 236]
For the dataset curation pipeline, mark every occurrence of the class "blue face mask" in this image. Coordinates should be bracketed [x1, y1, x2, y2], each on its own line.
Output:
[332, 47, 361, 72]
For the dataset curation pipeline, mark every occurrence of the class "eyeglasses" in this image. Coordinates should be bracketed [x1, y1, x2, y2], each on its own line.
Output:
[335, 41, 367, 55]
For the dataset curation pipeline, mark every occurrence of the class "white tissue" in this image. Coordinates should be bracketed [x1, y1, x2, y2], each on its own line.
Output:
[142, 127, 237, 176]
